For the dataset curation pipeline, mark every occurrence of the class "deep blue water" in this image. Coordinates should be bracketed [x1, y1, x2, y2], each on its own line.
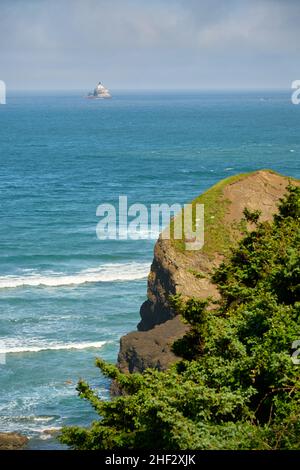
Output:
[0, 90, 299, 448]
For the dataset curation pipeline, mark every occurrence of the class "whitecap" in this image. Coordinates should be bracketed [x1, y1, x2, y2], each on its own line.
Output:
[33, 416, 55, 423]
[0, 262, 150, 289]
[0, 340, 107, 355]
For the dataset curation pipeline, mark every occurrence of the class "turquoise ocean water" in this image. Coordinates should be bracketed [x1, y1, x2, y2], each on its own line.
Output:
[0, 91, 299, 448]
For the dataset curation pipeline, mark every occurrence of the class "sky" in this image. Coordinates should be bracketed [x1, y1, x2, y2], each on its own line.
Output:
[0, 0, 299, 90]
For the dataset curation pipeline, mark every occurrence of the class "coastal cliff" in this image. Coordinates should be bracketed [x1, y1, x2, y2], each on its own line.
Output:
[117, 170, 299, 373]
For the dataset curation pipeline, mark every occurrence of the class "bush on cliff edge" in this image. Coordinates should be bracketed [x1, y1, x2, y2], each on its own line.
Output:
[60, 184, 300, 450]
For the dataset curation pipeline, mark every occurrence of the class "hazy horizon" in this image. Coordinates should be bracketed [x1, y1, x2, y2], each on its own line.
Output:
[6, 87, 293, 93]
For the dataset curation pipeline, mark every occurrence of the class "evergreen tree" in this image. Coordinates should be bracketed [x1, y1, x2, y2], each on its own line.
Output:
[60, 184, 300, 450]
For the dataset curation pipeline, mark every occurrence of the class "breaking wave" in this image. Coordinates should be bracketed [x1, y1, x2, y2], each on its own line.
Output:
[0, 340, 107, 355]
[0, 262, 150, 289]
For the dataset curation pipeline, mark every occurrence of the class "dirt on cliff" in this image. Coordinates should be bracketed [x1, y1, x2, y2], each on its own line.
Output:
[117, 170, 300, 374]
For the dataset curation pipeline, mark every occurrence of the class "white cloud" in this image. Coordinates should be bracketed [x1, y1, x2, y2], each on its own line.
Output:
[1, 0, 299, 89]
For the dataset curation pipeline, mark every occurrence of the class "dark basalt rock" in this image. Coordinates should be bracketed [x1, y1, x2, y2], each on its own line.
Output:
[117, 316, 188, 374]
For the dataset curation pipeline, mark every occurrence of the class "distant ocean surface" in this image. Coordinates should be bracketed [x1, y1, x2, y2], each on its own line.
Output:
[0, 90, 299, 449]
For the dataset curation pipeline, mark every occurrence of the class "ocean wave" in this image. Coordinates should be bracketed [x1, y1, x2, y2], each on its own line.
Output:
[0, 340, 107, 354]
[0, 262, 150, 289]
[39, 427, 62, 440]
[33, 416, 55, 423]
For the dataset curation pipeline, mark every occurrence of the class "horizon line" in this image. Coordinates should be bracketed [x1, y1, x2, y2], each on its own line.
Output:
[6, 87, 292, 93]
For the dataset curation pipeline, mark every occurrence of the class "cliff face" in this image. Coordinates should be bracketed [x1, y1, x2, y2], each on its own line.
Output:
[117, 170, 299, 374]
[117, 316, 189, 373]
[138, 237, 220, 331]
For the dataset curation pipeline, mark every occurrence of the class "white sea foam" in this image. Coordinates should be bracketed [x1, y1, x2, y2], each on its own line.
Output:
[0, 262, 150, 289]
[39, 427, 62, 440]
[33, 416, 55, 423]
[0, 340, 107, 355]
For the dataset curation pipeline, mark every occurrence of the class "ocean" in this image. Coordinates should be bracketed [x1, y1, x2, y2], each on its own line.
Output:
[0, 90, 299, 449]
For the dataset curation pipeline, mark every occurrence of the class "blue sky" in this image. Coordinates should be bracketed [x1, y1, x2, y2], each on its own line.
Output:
[0, 0, 299, 90]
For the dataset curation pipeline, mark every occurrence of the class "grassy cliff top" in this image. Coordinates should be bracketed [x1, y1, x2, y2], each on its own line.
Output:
[171, 169, 300, 257]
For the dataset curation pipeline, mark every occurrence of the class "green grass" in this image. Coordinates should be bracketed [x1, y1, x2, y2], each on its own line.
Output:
[171, 172, 250, 256]
[170, 169, 298, 258]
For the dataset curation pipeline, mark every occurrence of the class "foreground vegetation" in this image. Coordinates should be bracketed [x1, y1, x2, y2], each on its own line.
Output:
[61, 184, 300, 449]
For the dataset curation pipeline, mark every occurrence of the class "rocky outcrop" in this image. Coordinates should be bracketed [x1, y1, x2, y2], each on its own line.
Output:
[118, 316, 189, 373]
[117, 170, 300, 374]
[0, 432, 28, 450]
[138, 237, 220, 331]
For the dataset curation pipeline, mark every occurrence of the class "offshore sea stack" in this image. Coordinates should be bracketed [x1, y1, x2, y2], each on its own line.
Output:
[117, 170, 300, 374]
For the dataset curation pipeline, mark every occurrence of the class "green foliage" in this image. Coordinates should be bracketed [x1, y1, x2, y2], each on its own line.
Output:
[187, 268, 206, 279]
[60, 184, 300, 450]
[170, 296, 209, 360]
[275, 183, 300, 223]
[243, 207, 261, 224]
